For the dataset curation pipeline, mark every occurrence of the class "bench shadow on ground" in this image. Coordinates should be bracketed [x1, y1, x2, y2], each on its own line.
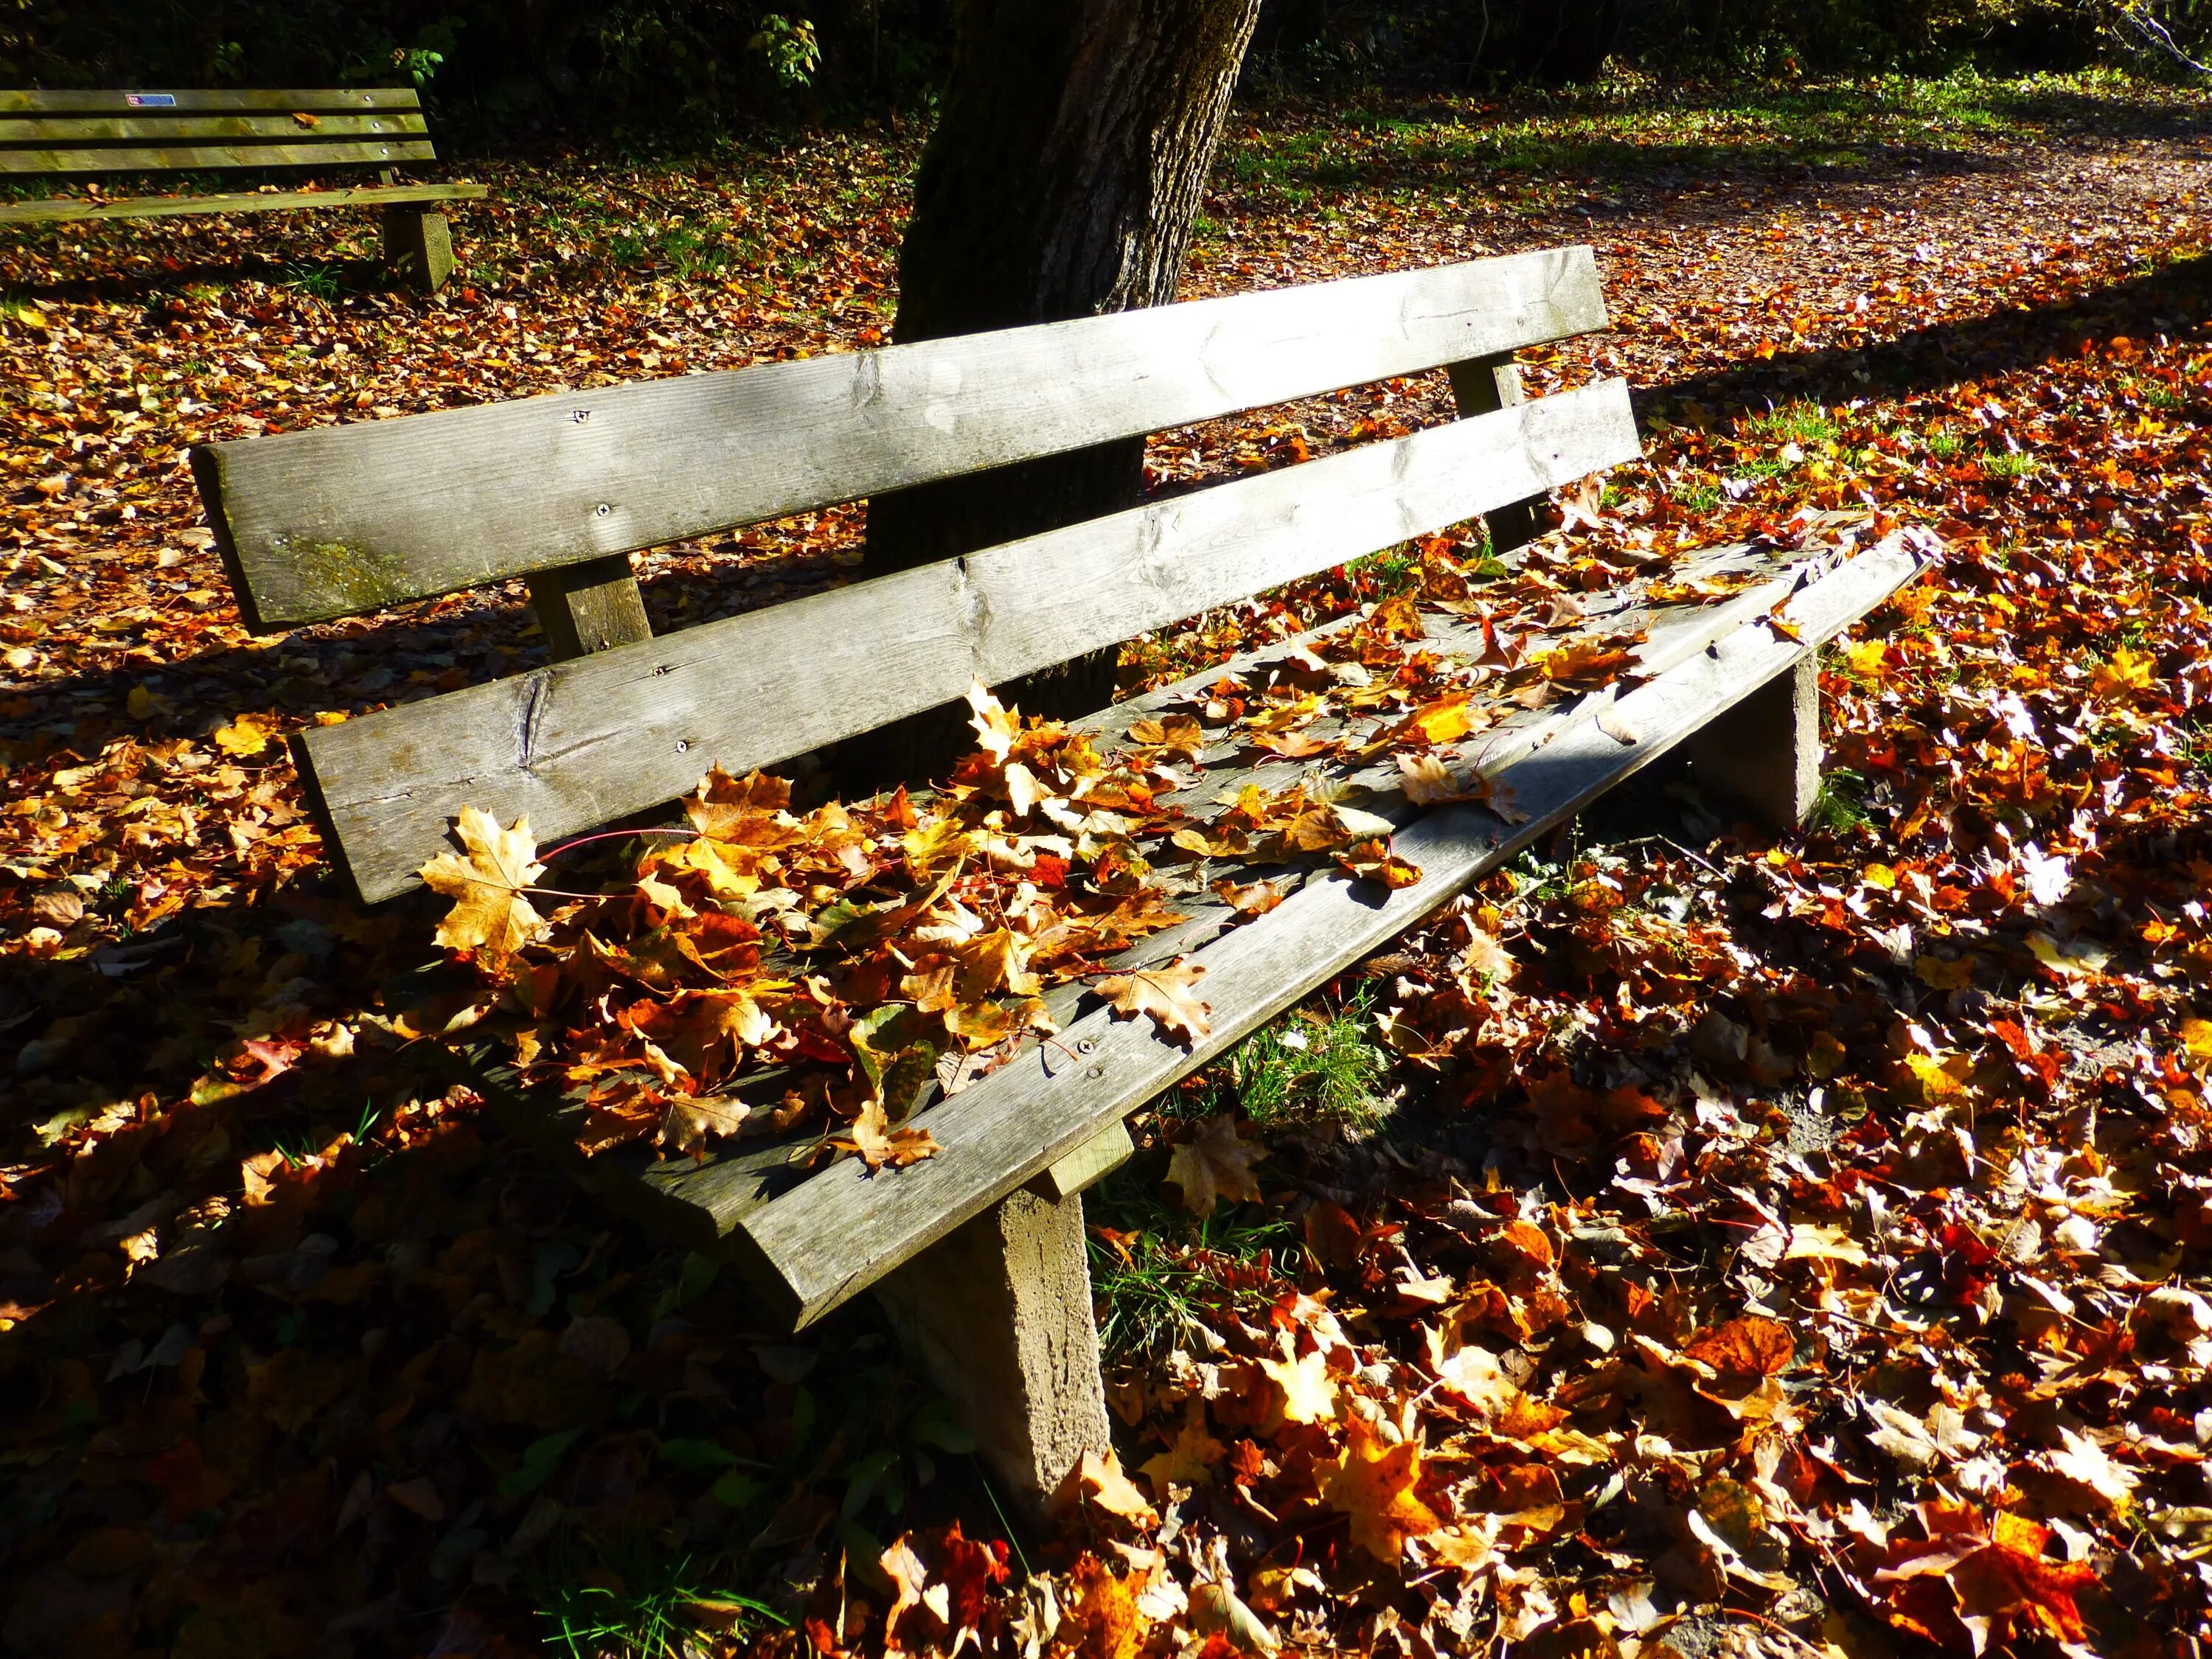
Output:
[1637, 242, 2212, 424]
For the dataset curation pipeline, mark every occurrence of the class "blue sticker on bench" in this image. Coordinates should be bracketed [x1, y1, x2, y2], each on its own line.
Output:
[125, 94, 178, 108]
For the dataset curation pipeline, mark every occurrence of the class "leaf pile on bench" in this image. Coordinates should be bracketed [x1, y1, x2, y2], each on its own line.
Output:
[416, 527, 1806, 1172]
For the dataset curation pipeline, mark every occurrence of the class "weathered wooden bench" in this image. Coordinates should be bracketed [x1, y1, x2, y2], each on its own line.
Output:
[0, 87, 484, 292]
[189, 249, 1933, 1519]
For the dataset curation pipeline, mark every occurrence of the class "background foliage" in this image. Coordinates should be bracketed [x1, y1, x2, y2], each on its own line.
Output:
[3, 0, 2207, 139]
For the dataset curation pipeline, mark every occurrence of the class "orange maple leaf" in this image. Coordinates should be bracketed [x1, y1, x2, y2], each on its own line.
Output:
[1321, 1416, 1441, 1563]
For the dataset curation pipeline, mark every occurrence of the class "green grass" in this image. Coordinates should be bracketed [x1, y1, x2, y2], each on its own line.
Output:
[275, 262, 343, 302]
[1219, 70, 2202, 206]
[1809, 765, 1873, 835]
[1983, 449, 2038, 479]
[530, 1537, 783, 1659]
[1742, 400, 1839, 446]
[1173, 988, 1393, 1132]
[1087, 1180, 1302, 1357]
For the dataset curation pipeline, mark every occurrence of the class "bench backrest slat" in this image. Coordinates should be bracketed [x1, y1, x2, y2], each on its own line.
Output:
[1, 112, 429, 145]
[0, 88, 423, 114]
[2, 138, 439, 174]
[195, 246, 1607, 632]
[0, 88, 438, 175]
[303, 380, 1640, 902]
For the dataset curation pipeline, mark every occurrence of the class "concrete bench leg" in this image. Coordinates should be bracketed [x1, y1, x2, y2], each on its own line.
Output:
[379, 204, 455, 294]
[873, 1183, 1112, 1523]
[1685, 656, 1823, 831]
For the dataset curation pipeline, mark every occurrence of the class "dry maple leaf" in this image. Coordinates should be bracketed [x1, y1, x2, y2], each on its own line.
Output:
[1138, 1408, 1227, 1494]
[1875, 1503, 2098, 1653]
[1259, 1340, 1339, 1427]
[656, 1094, 751, 1160]
[1321, 1416, 1441, 1563]
[419, 807, 549, 970]
[1335, 836, 1421, 889]
[966, 681, 1021, 762]
[1211, 876, 1287, 917]
[1164, 1113, 1262, 1217]
[1054, 1447, 1158, 1529]
[1096, 958, 1211, 1043]
[833, 1099, 940, 1170]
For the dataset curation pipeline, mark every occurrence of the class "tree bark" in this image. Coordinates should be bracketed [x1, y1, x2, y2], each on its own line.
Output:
[846, 0, 1263, 791]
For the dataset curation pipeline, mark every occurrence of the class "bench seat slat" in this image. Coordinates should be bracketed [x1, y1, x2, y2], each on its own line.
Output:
[4, 138, 439, 173]
[192, 247, 1610, 630]
[0, 113, 429, 143]
[732, 534, 1931, 1327]
[0, 181, 487, 225]
[0, 88, 421, 114]
[297, 378, 1641, 904]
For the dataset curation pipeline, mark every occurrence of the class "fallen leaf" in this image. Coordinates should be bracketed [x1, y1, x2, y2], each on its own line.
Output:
[1096, 958, 1211, 1043]
[1165, 1115, 1263, 1217]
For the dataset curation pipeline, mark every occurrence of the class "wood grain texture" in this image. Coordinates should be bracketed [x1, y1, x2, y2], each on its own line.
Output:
[737, 533, 1935, 1328]
[2, 138, 437, 174]
[0, 182, 484, 223]
[193, 247, 1608, 630]
[0, 112, 428, 143]
[0, 88, 422, 114]
[300, 379, 1640, 903]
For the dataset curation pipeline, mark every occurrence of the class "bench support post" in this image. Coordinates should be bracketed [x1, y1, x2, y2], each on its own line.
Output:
[380, 203, 455, 294]
[527, 554, 653, 660]
[1685, 656, 1823, 831]
[872, 1186, 1111, 1524]
[1447, 351, 1542, 554]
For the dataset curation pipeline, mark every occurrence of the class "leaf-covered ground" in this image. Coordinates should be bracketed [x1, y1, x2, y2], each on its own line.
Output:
[7, 72, 2212, 1658]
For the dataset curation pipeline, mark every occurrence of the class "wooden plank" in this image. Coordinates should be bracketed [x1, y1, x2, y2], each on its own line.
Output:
[735, 533, 1935, 1328]
[0, 112, 428, 143]
[297, 380, 1641, 904]
[0, 181, 484, 223]
[192, 247, 1611, 630]
[0, 88, 421, 114]
[1, 138, 437, 173]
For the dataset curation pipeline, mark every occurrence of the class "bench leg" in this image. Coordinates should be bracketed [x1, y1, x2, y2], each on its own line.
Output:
[873, 1184, 1111, 1523]
[1685, 656, 1823, 831]
[379, 205, 455, 294]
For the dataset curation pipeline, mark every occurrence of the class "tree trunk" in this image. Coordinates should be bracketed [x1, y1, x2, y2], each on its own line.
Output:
[845, 0, 1263, 792]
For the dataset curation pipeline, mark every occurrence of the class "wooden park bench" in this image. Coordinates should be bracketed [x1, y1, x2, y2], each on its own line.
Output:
[0, 87, 484, 292]
[189, 249, 1933, 1519]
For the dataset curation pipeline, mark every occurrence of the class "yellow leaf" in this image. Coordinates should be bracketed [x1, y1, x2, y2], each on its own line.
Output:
[419, 807, 549, 970]
[2182, 1018, 2212, 1064]
[2091, 646, 2155, 700]
[1913, 955, 1975, 990]
[1259, 1341, 1339, 1427]
[1164, 1114, 1262, 1217]
[126, 684, 171, 721]
[212, 712, 277, 757]
[1863, 863, 1897, 890]
[1843, 639, 1887, 678]
[966, 681, 1021, 762]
